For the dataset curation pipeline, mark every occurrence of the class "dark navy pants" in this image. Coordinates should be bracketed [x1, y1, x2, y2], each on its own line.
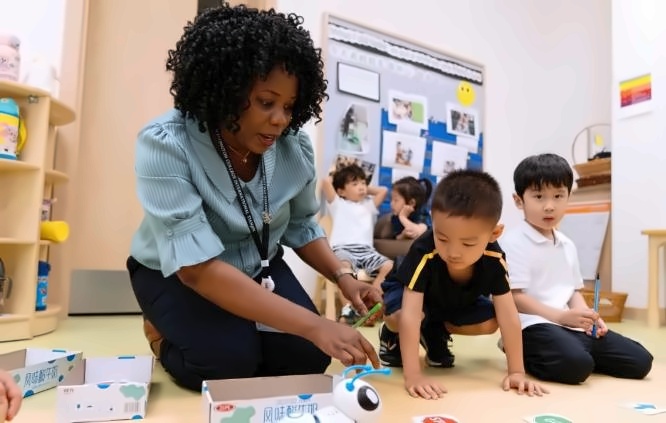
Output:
[522, 323, 653, 384]
[126, 249, 330, 391]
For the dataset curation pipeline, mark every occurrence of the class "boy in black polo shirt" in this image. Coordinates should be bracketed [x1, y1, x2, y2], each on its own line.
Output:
[379, 169, 546, 399]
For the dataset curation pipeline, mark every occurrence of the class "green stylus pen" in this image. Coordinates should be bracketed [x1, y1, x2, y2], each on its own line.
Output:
[353, 303, 383, 328]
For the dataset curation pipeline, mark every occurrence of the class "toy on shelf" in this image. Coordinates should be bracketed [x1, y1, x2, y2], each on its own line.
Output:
[0, 257, 12, 310]
[0, 34, 21, 81]
[278, 365, 391, 423]
[0, 97, 26, 160]
[40, 221, 69, 243]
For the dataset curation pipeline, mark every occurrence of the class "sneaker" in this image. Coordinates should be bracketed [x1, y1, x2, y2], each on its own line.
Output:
[419, 323, 455, 368]
[378, 323, 403, 367]
[338, 304, 361, 326]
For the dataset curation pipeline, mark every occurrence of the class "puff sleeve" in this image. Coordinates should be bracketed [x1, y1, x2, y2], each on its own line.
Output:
[279, 131, 325, 248]
[134, 123, 224, 277]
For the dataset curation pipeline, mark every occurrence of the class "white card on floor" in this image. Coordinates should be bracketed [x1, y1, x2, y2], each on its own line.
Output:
[412, 415, 460, 423]
[621, 402, 666, 415]
[256, 322, 284, 333]
[523, 414, 573, 423]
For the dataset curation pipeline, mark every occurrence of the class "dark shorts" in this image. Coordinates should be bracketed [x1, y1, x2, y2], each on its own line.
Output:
[381, 278, 495, 326]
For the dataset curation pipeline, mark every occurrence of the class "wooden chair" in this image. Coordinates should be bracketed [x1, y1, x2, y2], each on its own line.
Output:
[313, 214, 340, 320]
[641, 229, 666, 328]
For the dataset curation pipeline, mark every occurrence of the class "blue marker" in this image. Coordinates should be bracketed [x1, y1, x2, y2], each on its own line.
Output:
[591, 273, 600, 337]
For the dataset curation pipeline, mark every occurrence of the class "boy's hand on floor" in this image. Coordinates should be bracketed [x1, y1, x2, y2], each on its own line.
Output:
[0, 369, 22, 421]
[502, 372, 549, 396]
[404, 374, 446, 400]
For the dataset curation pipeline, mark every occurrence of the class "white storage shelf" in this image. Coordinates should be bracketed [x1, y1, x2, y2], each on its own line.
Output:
[0, 80, 75, 341]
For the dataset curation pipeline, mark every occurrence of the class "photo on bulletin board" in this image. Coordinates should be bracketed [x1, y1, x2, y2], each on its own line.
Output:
[337, 62, 381, 102]
[380, 130, 426, 173]
[446, 102, 479, 139]
[390, 168, 421, 183]
[330, 153, 377, 184]
[454, 135, 480, 154]
[431, 141, 469, 177]
[387, 90, 429, 131]
[320, 15, 485, 215]
[337, 103, 370, 154]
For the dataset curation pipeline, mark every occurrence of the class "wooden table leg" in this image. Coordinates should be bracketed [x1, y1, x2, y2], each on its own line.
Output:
[647, 237, 663, 328]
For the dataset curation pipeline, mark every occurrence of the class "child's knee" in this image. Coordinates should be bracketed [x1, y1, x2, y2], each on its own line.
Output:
[383, 309, 425, 333]
[479, 318, 499, 334]
[446, 318, 498, 335]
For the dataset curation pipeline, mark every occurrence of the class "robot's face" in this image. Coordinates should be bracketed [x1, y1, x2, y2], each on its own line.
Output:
[334, 379, 382, 422]
[356, 385, 380, 411]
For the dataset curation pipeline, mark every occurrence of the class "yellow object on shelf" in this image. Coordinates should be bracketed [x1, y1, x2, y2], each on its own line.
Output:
[40, 221, 69, 243]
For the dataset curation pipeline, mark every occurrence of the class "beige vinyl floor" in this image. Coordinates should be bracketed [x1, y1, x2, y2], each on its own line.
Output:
[1, 315, 665, 422]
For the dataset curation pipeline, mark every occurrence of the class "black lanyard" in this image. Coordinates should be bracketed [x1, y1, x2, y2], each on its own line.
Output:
[212, 128, 271, 278]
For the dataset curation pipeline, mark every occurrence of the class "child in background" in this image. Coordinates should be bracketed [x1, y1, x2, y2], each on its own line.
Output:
[390, 176, 433, 240]
[379, 169, 546, 399]
[322, 164, 394, 325]
[501, 153, 653, 384]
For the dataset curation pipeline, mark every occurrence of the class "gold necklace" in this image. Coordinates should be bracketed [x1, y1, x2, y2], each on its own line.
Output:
[225, 142, 251, 164]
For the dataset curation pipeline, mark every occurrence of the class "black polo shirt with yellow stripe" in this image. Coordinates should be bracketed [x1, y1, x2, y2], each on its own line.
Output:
[394, 230, 510, 314]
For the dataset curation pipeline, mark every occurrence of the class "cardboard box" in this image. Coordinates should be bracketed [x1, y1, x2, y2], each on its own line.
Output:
[0, 348, 81, 397]
[202, 374, 341, 423]
[56, 355, 154, 423]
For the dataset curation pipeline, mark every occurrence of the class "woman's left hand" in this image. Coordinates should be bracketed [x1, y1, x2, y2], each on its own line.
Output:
[337, 275, 383, 318]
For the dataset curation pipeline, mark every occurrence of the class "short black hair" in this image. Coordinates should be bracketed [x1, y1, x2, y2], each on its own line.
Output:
[392, 177, 433, 211]
[166, 2, 327, 133]
[513, 153, 574, 197]
[431, 169, 502, 223]
[332, 164, 367, 191]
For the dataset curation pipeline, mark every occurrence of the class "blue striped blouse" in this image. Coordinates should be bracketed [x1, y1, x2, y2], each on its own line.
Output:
[129, 109, 325, 277]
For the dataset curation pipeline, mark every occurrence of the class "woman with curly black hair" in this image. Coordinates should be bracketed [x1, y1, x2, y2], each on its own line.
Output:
[125, 3, 382, 391]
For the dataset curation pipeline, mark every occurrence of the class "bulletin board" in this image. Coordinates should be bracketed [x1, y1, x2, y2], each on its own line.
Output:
[320, 15, 486, 214]
[558, 201, 611, 281]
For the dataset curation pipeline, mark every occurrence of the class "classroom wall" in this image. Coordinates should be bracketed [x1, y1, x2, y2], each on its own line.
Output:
[9, 0, 624, 308]
[611, 0, 666, 309]
[0, 0, 67, 88]
[277, 0, 612, 296]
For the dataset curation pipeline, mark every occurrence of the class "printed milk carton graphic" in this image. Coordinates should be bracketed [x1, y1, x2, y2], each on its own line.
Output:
[56, 355, 154, 423]
[202, 374, 339, 423]
[0, 348, 81, 397]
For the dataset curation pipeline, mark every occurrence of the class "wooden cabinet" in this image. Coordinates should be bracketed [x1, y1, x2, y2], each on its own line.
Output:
[0, 80, 75, 341]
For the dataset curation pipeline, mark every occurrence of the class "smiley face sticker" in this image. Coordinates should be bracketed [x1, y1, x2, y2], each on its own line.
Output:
[456, 81, 476, 107]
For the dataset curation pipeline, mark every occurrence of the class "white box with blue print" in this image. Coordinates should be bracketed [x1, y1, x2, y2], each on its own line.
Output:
[55, 355, 154, 423]
[0, 348, 81, 397]
[202, 374, 342, 423]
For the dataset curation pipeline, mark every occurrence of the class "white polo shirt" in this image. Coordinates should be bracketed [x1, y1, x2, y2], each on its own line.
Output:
[499, 220, 584, 329]
[327, 196, 377, 247]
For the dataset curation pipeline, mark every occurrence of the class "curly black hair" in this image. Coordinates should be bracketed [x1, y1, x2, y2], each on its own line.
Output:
[166, 2, 328, 133]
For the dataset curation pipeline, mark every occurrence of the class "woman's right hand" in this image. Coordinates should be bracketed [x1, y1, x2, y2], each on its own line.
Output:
[306, 318, 380, 368]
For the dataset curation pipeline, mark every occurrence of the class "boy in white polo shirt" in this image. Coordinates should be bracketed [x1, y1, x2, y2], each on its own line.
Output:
[500, 153, 653, 384]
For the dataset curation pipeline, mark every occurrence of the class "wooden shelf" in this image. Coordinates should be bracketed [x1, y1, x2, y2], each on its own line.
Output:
[0, 314, 31, 341]
[32, 304, 63, 336]
[45, 169, 69, 185]
[0, 237, 34, 245]
[0, 80, 75, 341]
[0, 80, 75, 126]
[0, 158, 39, 172]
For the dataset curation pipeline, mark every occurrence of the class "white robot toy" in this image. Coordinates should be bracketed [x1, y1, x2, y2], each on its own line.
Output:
[278, 365, 391, 423]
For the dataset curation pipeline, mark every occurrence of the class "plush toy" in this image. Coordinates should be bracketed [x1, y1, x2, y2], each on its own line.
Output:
[278, 365, 390, 423]
[0, 97, 26, 160]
